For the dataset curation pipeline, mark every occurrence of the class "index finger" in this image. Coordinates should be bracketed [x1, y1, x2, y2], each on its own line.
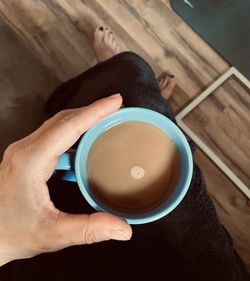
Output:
[31, 94, 122, 158]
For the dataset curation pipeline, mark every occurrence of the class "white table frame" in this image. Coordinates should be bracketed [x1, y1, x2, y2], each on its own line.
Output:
[175, 67, 250, 199]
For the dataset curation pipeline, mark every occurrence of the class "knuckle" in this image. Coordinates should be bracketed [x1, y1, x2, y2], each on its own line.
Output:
[2, 142, 27, 170]
[56, 109, 75, 124]
[73, 126, 84, 139]
[81, 217, 97, 244]
[3, 142, 18, 158]
[42, 118, 51, 128]
[57, 109, 83, 138]
[83, 230, 97, 244]
[55, 110, 79, 132]
[2, 143, 19, 165]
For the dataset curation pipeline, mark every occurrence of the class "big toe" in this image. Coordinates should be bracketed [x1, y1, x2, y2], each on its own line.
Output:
[94, 27, 104, 43]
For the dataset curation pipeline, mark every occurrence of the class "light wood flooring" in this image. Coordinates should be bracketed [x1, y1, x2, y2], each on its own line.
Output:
[0, 0, 249, 272]
[184, 76, 250, 189]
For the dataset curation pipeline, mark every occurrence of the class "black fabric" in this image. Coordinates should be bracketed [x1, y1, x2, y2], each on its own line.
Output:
[1, 52, 249, 281]
[44, 52, 176, 121]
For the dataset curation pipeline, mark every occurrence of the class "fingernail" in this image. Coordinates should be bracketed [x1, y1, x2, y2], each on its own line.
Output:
[99, 26, 104, 31]
[110, 93, 121, 99]
[110, 229, 131, 241]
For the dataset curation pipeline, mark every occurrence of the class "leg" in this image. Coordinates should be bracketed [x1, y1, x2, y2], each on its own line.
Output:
[45, 28, 176, 122]
[42, 28, 249, 281]
[45, 52, 175, 121]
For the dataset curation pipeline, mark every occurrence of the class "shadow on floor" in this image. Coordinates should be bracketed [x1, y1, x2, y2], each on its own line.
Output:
[0, 19, 59, 158]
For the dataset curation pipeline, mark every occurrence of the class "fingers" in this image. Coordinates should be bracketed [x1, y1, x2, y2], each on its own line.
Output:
[31, 94, 122, 159]
[45, 212, 132, 251]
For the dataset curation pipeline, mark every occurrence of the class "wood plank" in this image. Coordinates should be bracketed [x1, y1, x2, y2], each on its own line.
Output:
[0, 0, 92, 80]
[123, 0, 230, 112]
[183, 76, 250, 189]
[83, 0, 164, 73]
[0, 19, 59, 157]
[194, 149, 250, 271]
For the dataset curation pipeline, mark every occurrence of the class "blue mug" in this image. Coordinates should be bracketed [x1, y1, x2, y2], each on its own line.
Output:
[55, 107, 193, 224]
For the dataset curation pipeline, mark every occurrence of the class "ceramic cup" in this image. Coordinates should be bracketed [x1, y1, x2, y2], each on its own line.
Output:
[54, 107, 193, 224]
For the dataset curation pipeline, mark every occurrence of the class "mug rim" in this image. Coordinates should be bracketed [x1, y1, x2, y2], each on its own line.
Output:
[75, 107, 193, 224]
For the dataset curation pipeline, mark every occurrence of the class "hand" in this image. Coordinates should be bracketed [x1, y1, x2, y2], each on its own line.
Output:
[0, 94, 132, 266]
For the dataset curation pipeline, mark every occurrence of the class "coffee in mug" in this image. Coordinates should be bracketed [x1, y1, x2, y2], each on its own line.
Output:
[87, 121, 180, 214]
[55, 107, 193, 224]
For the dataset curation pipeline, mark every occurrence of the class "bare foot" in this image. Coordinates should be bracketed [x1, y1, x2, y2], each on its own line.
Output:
[93, 26, 121, 62]
[158, 73, 176, 100]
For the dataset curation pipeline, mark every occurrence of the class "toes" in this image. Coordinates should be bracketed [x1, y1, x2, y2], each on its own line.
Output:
[158, 72, 176, 100]
[160, 76, 170, 89]
[158, 72, 167, 80]
[112, 39, 117, 49]
[159, 72, 174, 79]
[115, 45, 120, 53]
[107, 29, 121, 53]
[164, 76, 170, 87]
[103, 27, 110, 42]
[111, 36, 118, 49]
[159, 78, 164, 88]
[95, 26, 121, 56]
[108, 30, 118, 50]
[166, 77, 176, 90]
[158, 71, 175, 87]
[165, 71, 174, 78]
[94, 26, 104, 42]
[108, 31, 114, 42]
[158, 76, 164, 87]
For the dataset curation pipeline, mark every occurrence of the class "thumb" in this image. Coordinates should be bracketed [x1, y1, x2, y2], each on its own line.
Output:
[46, 212, 132, 251]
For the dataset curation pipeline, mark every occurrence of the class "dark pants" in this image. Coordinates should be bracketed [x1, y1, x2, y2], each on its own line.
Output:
[1, 52, 249, 281]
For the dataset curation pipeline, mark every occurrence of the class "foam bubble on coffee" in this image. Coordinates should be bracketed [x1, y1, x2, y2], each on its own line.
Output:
[131, 166, 145, 179]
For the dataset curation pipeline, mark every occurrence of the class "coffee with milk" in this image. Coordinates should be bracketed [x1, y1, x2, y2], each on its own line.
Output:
[87, 121, 180, 214]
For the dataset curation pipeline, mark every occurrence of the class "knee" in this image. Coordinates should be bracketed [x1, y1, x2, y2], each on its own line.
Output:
[118, 52, 149, 69]
[115, 52, 154, 81]
[119, 51, 147, 64]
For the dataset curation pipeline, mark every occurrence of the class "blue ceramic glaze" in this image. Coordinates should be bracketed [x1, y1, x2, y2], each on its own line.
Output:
[55, 107, 193, 224]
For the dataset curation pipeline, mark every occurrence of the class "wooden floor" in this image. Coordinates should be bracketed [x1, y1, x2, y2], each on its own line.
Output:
[0, 19, 59, 156]
[184, 76, 250, 189]
[0, 0, 249, 272]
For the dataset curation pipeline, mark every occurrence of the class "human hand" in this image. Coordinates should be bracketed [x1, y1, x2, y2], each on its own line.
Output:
[0, 94, 132, 267]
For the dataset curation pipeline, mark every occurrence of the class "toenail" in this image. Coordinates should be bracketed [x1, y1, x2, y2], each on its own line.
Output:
[99, 26, 104, 31]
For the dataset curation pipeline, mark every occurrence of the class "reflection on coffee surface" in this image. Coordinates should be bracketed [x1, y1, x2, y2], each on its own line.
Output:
[87, 121, 180, 214]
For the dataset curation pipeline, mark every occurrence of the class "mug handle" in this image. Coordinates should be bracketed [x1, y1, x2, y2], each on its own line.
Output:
[54, 150, 77, 182]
